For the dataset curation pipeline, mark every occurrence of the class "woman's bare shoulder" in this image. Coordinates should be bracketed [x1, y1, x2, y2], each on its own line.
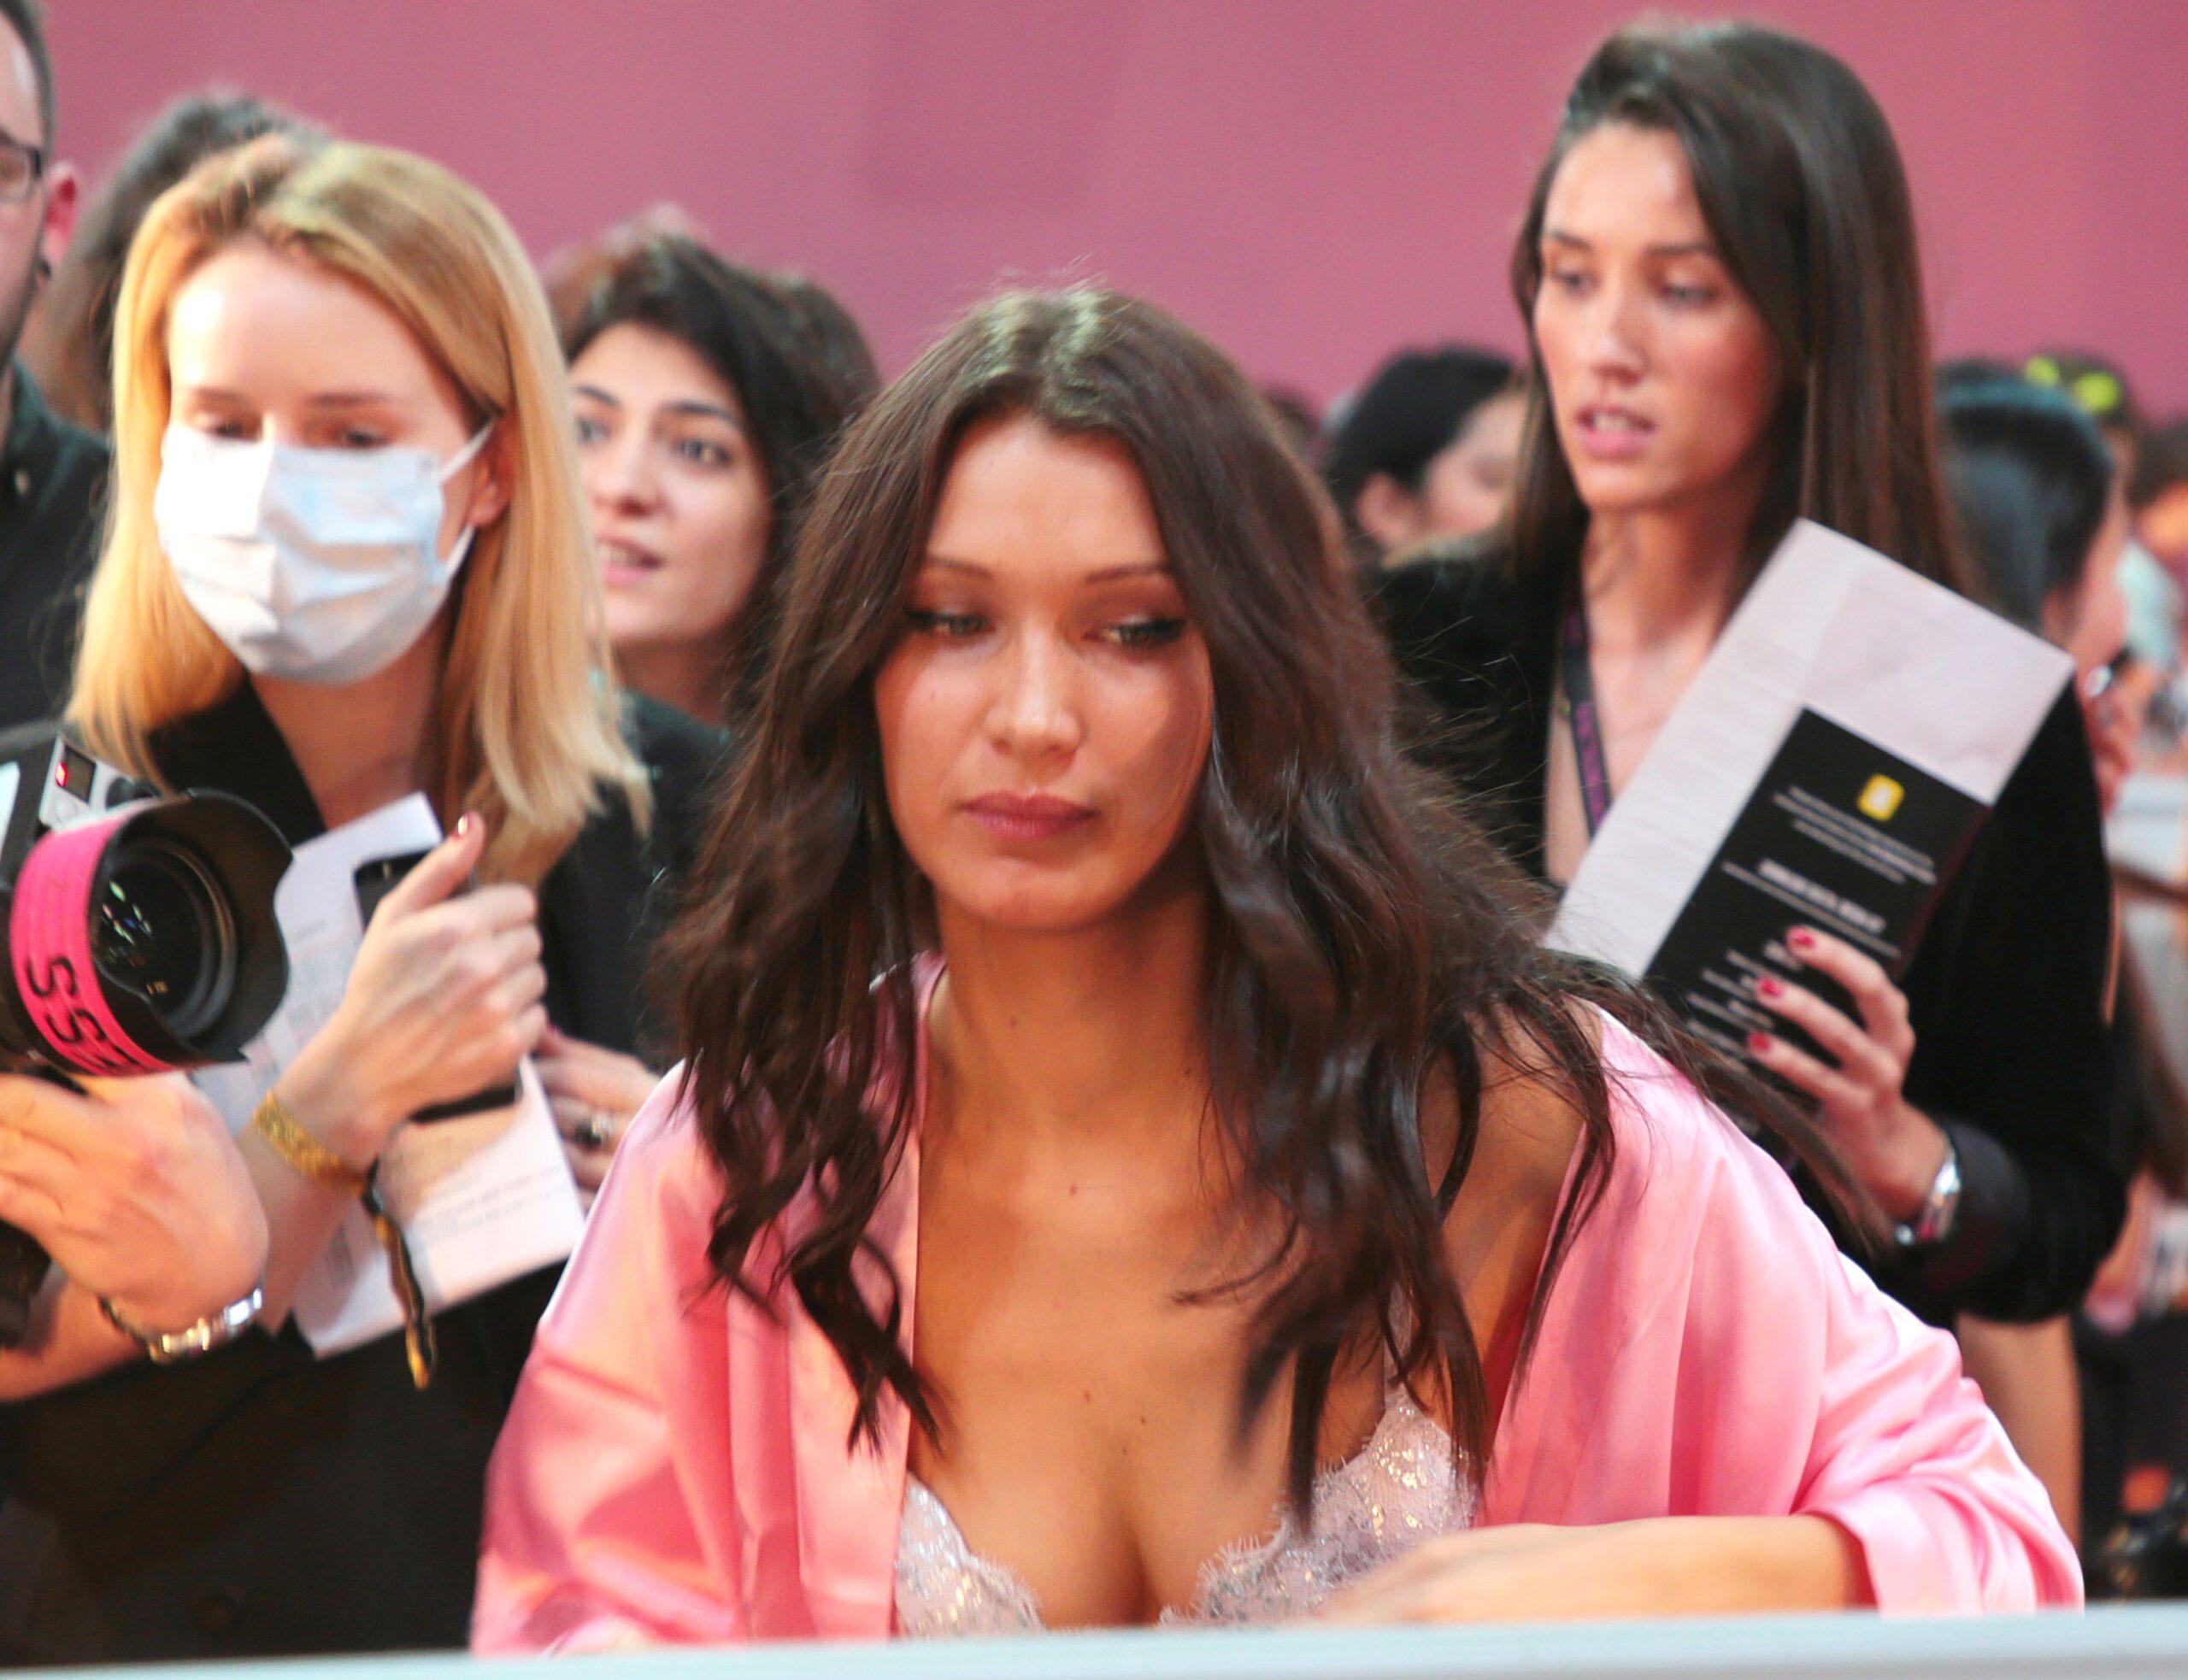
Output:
[1423, 1002, 1599, 1213]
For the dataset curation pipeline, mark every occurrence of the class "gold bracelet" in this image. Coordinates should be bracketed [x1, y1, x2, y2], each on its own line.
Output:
[249, 1090, 368, 1193]
[247, 1090, 438, 1389]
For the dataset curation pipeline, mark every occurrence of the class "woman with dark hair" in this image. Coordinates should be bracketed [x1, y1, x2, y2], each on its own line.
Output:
[1937, 373, 2131, 1539]
[564, 233, 876, 730]
[1938, 374, 2144, 1549]
[1373, 21, 2124, 1330]
[1943, 375, 2127, 669]
[474, 288, 2074, 1647]
[1942, 378, 2133, 809]
[1325, 344, 1520, 561]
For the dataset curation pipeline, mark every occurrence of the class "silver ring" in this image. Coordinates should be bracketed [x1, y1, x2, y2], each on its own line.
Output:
[574, 1108, 617, 1151]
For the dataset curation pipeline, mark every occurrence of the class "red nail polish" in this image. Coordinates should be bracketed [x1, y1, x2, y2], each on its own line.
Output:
[1788, 928, 1815, 950]
[1758, 978, 1785, 1000]
[1749, 1032, 1773, 1054]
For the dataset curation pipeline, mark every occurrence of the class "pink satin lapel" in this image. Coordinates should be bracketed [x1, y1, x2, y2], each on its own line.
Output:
[785, 1139, 920, 1637]
[785, 964, 935, 1637]
[1481, 1014, 1661, 1526]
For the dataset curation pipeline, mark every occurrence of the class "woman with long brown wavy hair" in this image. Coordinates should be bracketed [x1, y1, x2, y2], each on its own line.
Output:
[475, 286, 2073, 1645]
[1373, 20, 2122, 1331]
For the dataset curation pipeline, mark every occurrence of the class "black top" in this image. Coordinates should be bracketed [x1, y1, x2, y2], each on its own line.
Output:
[0, 683, 722, 1664]
[1370, 544, 2128, 1326]
[0, 365, 106, 731]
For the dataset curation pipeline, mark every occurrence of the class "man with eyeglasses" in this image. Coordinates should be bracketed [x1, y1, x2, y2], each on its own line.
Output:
[0, 0, 98, 731]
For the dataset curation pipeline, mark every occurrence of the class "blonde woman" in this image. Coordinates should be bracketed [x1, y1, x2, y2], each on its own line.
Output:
[0, 136, 717, 1663]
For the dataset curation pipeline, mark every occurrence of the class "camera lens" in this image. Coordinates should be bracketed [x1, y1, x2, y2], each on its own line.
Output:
[91, 838, 238, 1042]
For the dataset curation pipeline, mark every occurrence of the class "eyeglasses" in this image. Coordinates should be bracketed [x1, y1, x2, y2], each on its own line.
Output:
[0, 133, 44, 205]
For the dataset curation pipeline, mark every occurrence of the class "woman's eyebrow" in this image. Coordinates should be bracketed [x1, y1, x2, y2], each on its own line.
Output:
[1542, 228, 1718, 260]
[1083, 561, 1171, 584]
[918, 558, 1170, 582]
[301, 390, 409, 410]
[661, 398, 744, 429]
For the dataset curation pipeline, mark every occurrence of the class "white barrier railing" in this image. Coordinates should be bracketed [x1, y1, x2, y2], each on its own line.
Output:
[38, 1606, 2188, 1680]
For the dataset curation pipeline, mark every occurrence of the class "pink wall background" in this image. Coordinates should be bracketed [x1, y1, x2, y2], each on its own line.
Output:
[44, 1, 2188, 413]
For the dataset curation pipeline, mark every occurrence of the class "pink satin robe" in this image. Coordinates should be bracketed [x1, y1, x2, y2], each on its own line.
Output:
[472, 1007, 2082, 1652]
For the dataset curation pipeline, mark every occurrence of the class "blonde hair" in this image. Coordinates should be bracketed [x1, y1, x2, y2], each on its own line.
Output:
[70, 134, 646, 884]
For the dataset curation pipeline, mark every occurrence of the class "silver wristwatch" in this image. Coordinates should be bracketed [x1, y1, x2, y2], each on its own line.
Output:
[1892, 1138, 1962, 1250]
[100, 1283, 265, 1364]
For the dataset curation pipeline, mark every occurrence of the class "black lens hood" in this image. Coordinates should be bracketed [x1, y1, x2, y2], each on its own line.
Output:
[92, 794, 292, 1065]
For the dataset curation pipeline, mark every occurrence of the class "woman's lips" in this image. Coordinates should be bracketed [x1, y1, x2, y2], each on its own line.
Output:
[1573, 404, 1656, 462]
[963, 791, 1097, 842]
[598, 537, 664, 590]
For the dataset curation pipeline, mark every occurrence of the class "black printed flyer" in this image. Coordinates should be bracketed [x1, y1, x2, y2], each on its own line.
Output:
[1550, 520, 2071, 1084]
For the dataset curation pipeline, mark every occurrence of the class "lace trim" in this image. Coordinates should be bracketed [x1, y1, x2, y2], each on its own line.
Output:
[897, 1479, 1046, 1636]
[893, 1384, 1473, 1636]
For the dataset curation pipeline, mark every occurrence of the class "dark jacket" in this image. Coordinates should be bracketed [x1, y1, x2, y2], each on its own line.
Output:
[1371, 544, 2127, 1326]
[0, 683, 721, 1664]
[0, 365, 105, 731]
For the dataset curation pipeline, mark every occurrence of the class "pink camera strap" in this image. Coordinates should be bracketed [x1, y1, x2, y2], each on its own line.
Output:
[8, 808, 173, 1076]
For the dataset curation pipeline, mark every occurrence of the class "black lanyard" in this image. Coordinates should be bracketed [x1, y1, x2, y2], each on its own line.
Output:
[1560, 602, 1615, 837]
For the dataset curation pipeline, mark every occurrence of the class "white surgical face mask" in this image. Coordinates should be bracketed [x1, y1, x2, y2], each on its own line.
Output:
[153, 420, 495, 684]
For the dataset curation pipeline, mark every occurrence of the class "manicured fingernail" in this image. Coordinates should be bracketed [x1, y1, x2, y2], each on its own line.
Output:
[1749, 1032, 1774, 1054]
[1788, 928, 1815, 950]
[456, 813, 477, 840]
[1758, 978, 1785, 1000]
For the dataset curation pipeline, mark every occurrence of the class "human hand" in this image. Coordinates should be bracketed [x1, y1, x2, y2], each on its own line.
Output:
[0, 1073, 267, 1334]
[1749, 925, 1945, 1219]
[1318, 1525, 1638, 1624]
[534, 1025, 657, 1193]
[1319, 1517, 1867, 1622]
[279, 816, 547, 1169]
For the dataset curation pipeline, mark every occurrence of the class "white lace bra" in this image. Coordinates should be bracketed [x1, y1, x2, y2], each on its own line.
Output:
[893, 1383, 1473, 1636]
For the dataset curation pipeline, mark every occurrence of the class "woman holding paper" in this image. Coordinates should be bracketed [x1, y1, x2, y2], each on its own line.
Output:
[0, 136, 715, 1663]
[1373, 22, 2122, 1330]
[475, 289, 2077, 1648]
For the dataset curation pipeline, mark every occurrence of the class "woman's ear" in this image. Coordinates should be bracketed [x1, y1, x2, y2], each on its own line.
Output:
[37, 163, 78, 284]
[1354, 472, 1426, 555]
[463, 423, 517, 531]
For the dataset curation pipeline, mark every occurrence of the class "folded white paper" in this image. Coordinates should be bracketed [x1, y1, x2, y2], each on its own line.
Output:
[1549, 520, 2073, 1071]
